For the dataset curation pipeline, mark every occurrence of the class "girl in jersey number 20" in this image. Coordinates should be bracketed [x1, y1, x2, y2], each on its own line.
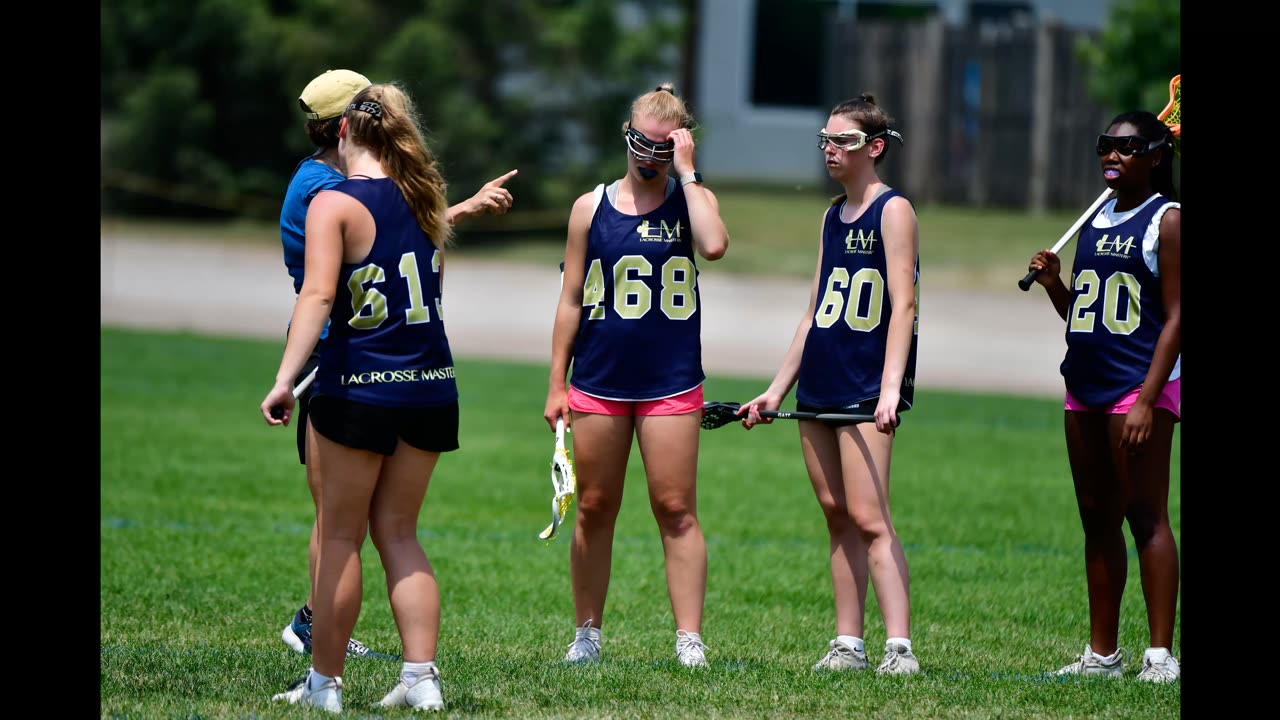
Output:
[544, 83, 730, 668]
[1027, 110, 1181, 683]
[741, 94, 922, 675]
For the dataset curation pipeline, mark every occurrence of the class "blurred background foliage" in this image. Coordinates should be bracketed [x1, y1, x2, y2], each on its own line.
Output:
[1076, 0, 1179, 117]
[101, 0, 1176, 224]
[101, 0, 688, 221]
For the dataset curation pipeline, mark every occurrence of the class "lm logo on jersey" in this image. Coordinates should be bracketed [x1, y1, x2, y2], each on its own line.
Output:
[637, 219, 682, 242]
[1095, 233, 1135, 258]
[845, 228, 878, 254]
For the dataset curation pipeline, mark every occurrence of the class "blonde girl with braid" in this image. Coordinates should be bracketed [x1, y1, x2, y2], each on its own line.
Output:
[262, 82, 470, 713]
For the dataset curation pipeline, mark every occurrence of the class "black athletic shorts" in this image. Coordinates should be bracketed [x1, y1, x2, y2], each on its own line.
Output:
[797, 396, 911, 428]
[308, 394, 460, 455]
[294, 350, 321, 465]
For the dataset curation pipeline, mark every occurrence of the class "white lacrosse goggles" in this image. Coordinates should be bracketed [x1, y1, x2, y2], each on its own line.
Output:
[625, 127, 676, 164]
[816, 127, 904, 152]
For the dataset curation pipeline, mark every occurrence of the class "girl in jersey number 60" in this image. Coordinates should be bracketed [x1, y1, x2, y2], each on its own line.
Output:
[544, 83, 729, 668]
[740, 93, 922, 676]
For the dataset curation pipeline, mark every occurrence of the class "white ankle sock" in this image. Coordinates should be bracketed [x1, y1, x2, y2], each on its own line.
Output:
[886, 637, 912, 653]
[836, 635, 865, 653]
[308, 670, 336, 692]
[1089, 646, 1120, 663]
[402, 661, 436, 686]
[1145, 647, 1171, 663]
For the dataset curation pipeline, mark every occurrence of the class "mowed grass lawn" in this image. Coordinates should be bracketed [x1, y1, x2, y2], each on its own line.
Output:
[101, 328, 1180, 719]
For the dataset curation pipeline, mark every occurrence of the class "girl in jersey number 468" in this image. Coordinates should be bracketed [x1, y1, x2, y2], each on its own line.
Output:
[544, 83, 729, 668]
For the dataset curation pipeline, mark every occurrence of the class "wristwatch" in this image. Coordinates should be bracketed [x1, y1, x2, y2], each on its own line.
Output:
[680, 171, 703, 187]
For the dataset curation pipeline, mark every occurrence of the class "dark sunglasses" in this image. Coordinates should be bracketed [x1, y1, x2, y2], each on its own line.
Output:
[1096, 134, 1166, 157]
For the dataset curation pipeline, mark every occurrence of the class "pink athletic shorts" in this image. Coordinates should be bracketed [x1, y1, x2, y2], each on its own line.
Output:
[1065, 378, 1180, 419]
[568, 385, 704, 416]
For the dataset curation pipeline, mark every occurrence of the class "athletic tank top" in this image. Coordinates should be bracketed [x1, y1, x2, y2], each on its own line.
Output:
[797, 189, 919, 408]
[570, 180, 704, 400]
[314, 177, 457, 408]
[1061, 193, 1174, 407]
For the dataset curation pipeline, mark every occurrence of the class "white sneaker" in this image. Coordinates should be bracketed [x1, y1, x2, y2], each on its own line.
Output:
[564, 619, 602, 663]
[876, 642, 920, 675]
[1055, 644, 1127, 677]
[271, 670, 342, 713]
[813, 639, 870, 671]
[1136, 648, 1180, 683]
[377, 665, 444, 711]
[675, 630, 709, 668]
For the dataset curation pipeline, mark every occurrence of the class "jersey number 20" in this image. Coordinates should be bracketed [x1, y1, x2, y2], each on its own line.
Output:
[1069, 270, 1141, 335]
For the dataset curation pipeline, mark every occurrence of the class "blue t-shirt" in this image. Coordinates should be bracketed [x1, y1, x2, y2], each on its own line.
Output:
[280, 154, 344, 340]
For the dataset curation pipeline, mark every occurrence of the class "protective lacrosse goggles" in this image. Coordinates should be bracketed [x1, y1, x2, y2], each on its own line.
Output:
[1096, 134, 1166, 157]
[625, 127, 676, 163]
[817, 127, 904, 152]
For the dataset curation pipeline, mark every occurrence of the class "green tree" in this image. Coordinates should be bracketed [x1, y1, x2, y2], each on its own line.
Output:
[1077, 0, 1180, 117]
[101, 0, 687, 220]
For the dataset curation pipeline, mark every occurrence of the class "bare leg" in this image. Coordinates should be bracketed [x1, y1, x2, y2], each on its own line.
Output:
[369, 440, 442, 662]
[838, 424, 910, 639]
[306, 418, 319, 610]
[309, 429, 380, 678]
[799, 421, 867, 638]
[1111, 411, 1179, 650]
[635, 412, 706, 633]
[1064, 411, 1126, 657]
[568, 412, 634, 629]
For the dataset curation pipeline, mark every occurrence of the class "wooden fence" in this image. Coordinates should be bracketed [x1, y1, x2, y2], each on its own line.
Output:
[824, 17, 1113, 211]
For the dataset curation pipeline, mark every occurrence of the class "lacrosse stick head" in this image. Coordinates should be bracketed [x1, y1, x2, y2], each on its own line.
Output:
[1158, 74, 1180, 156]
[701, 402, 745, 430]
[539, 417, 576, 541]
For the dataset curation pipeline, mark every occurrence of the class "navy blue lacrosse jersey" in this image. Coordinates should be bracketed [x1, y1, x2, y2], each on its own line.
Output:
[1060, 194, 1173, 408]
[570, 184, 704, 400]
[313, 177, 458, 408]
[796, 190, 919, 408]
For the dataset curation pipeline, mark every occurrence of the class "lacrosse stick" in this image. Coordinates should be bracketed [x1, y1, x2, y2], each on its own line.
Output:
[700, 401, 894, 430]
[539, 416, 577, 541]
[1019, 74, 1180, 291]
[269, 366, 318, 421]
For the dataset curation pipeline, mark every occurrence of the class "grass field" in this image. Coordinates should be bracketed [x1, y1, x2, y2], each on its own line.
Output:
[101, 190, 1084, 291]
[101, 327, 1180, 719]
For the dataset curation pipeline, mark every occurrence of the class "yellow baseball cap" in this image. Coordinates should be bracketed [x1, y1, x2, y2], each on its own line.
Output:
[298, 69, 372, 121]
